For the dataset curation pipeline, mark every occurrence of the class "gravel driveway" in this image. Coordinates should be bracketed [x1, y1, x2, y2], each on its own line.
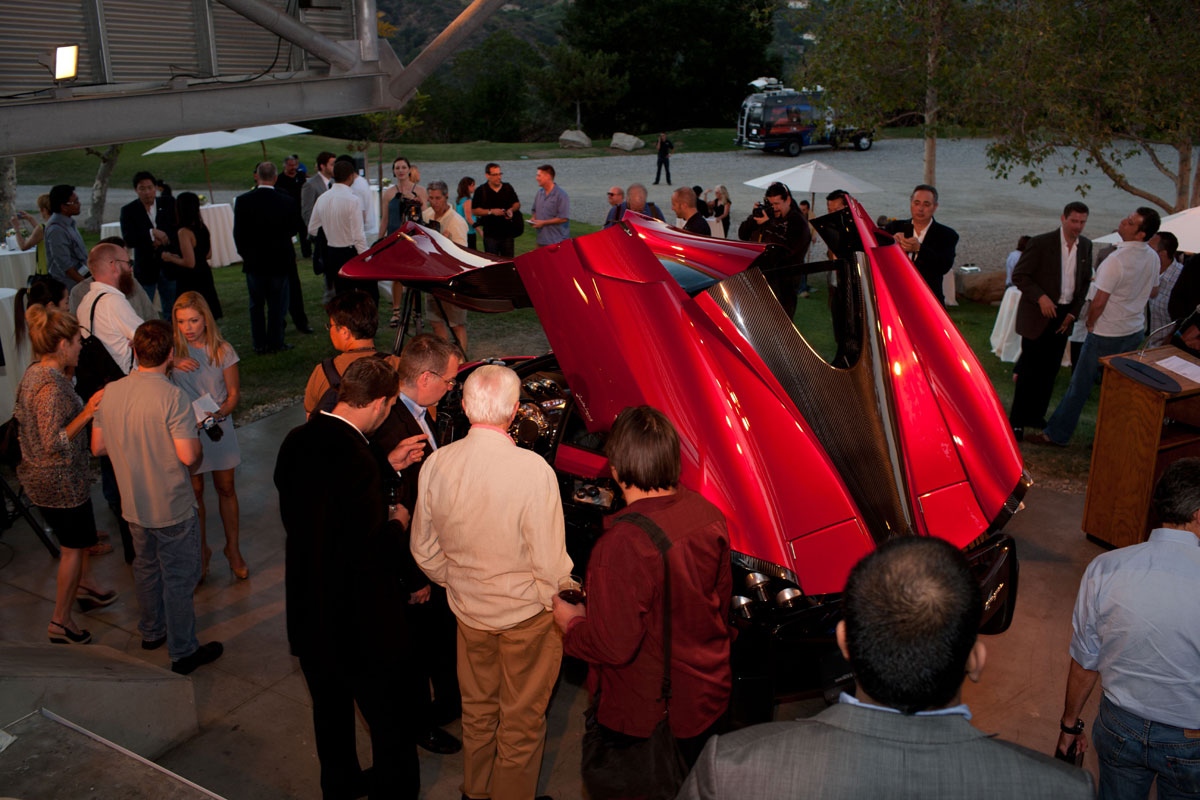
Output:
[21, 137, 1187, 272]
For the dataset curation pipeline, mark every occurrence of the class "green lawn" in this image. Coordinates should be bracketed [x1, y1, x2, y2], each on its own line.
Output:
[16, 129, 738, 191]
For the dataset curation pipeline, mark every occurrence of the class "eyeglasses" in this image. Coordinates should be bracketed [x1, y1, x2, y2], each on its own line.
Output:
[423, 370, 457, 388]
[110, 258, 131, 267]
[606, 192, 618, 196]
[488, 172, 502, 177]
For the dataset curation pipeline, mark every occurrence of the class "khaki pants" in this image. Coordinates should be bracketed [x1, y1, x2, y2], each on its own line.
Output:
[458, 610, 561, 800]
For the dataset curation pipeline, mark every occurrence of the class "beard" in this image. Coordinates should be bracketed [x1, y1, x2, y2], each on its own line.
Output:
[117, 269, 135, 296]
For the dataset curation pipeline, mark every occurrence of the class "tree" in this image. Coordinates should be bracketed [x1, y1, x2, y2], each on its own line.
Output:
[983, 0, 1200, 213]
[0, 158, 15, 227]
[563, 0, 780, 132]
[533, 44, 627, 131]
[83, 145, 122, 234]
[356, 92, 429, 188]
[798, 0, 993, 186]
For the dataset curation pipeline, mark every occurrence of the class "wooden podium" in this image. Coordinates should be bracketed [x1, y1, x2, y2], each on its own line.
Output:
[1083, 345, 1200, 548]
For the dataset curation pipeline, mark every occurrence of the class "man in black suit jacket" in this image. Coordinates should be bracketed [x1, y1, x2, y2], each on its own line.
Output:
[884, 185, 959, 305]
[1008, 202, 1092, 439]
[119, 170, 178, 317]
[678, 537, 1093, 799]
[232, 162, 302, 354]
[374, 334, 465, 753]
[275, 357, 429, 800]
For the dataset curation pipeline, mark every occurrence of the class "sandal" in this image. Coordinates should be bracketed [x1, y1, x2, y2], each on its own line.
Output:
[48, 620, 92, 645]
[86, 542, 113, 556]
[76, 586, 119, 612]
[389, 309, 402, 328]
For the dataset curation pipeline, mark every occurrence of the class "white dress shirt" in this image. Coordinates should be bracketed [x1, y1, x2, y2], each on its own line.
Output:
[308, 183, 368, 254]
[1058, 228, 1078, 305]
[421, 206, 470, 247]
[350, 174, 376, 238]
[76, 281, 144, 373]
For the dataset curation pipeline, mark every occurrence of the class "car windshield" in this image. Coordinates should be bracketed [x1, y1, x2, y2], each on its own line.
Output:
[658, 256, 723, 295]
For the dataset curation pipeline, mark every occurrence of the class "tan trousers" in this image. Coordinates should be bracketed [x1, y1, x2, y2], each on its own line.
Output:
[457, 610, 562, 800]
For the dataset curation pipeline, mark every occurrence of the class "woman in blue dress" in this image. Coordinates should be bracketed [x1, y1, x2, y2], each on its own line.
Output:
[171, 291, 247, 580]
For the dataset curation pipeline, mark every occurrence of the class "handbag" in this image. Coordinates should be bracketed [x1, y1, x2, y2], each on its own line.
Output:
[580, 512, 688, 800]
[508, 209, 525, 239]
[75, 293, 129, 401]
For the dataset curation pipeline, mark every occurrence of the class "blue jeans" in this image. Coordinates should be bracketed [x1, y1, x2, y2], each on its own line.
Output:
[245, 271, 289, 352]
[1094, 695, 1200, 800]
[140, 276, 177, 319]
[129, 512, 202, 661]
[1043, 330, 1144, 444]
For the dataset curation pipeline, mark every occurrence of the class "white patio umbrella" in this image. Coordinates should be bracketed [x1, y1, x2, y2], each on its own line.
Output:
[142, 131, 252, 203]
[231, 123, 312, 159]
[1091, 205, 1200, 253]
[744, 159, 883, 207]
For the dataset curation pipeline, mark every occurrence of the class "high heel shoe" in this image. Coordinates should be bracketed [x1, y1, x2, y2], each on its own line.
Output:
[48, 620, 92, 645]
[225, 549, 249, 580]
[76, 585, 119, 613]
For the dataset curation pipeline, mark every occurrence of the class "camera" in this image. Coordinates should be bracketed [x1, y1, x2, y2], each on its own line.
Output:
[200, 415, 223, 442]
[754, 199, 774, 220]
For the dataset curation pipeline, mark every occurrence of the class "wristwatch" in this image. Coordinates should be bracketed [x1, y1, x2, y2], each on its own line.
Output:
[1060, 718, 1085, 735]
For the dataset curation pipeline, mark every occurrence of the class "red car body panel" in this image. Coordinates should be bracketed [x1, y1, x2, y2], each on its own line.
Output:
[340, 201, 1024, 599]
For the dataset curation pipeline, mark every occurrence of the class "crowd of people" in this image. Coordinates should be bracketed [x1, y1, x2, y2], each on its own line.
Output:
[6, 149, 1197, 800]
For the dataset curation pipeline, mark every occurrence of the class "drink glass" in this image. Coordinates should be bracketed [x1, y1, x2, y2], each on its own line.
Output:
[558, 575, 585, 605]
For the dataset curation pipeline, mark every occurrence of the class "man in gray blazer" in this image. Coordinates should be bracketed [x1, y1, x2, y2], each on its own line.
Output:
[677, 537, 1093, 800]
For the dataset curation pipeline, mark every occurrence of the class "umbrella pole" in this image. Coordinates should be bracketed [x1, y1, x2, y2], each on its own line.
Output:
[203, 150, 215, 204]
[261, 141, 267, 160]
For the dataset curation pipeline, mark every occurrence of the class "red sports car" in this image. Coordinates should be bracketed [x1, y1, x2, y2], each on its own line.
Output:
[342, 200, 1028, 718]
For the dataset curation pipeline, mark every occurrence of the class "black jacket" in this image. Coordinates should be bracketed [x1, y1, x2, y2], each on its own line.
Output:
[884, 218, 959, 303]
[232, 186, 301, 274]
[119, 197, 177, 286]
[275, 414, 424, 659]
[737, 203, 812, 265]
[1011, 229, 1093, 339]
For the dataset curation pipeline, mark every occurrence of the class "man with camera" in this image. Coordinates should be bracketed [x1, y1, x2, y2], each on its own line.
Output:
[737, 182, 812, 319]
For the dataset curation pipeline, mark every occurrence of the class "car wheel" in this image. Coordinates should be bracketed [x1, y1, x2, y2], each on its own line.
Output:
[785, 140, 802, 157]
[853, 134, 873, 151]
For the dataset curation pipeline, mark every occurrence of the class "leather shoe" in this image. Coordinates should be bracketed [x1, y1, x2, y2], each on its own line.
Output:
[418, 726, 462, 754]
[1026, 431, 1066, 447]
[171, 641, 223, 674]
[296, 324, 315, 334]
[271, 343, 295, 353]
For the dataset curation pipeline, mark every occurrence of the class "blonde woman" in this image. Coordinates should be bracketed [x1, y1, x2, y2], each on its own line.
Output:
[711, 185, 732, 237]
[170, 292, 247, 580]
[15, 304, 116, 644]
[10, 193, 53, 273]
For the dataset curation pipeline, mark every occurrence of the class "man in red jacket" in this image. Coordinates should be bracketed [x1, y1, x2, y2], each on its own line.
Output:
[553, 405, 733, 782]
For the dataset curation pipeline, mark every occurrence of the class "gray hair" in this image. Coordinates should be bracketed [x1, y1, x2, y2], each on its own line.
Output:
[257, 161, 278, 181]
[427, 180, 449, 196]
[462, 365, 520, 426]
[627, 183, 647, 202]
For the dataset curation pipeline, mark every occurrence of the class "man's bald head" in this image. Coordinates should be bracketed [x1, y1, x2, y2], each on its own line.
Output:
[88, 242, 134, 293]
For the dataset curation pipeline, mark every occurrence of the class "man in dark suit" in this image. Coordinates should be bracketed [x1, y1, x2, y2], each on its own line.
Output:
[1008, 202, 1092, 440]
[233, 162, 302, 354]
[884, 184, 959, 304]
[119, 170, 178, 317]
[275, 357, 430, 800]
[374, 334, 464, 754]
[678, 537, 1094, 799]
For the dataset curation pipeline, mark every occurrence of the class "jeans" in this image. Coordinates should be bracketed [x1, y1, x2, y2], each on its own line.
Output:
[140, 276, 177, 320]
[1094, 695, 1200, 800]
[655, 156, 671, 184]
[245, 271, 289, 352]
[1043, 330, 1144, 444]
[129, 512, 202, 661]
[482, 235, 514, 258]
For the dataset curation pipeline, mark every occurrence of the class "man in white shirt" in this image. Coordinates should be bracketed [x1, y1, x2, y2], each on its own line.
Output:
[411, 365, 572, 800]
[301, 151, 337, 301]
[1031, 206, 1162, 446]
[309, 160, 372, 301]
[421, 181, 471, 353]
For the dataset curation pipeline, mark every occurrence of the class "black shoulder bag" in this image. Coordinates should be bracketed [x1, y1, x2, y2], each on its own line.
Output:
[75, 293, 128, 401]
[580, 512, 688, 800]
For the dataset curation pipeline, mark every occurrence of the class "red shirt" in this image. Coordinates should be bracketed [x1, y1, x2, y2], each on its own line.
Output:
[563, 488, 733, 738]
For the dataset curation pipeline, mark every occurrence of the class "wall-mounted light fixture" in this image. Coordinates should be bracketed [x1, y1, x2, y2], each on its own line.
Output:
[37, 45, 79, 82]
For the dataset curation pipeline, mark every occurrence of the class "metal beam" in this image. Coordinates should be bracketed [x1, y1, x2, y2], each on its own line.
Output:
[82, 0, 113, 84]
[192, 0, 219, 77]
[0, 73, 388, 157]
[387, 0, 507, 105]
[215, 0, 359, 72]
[354, 0, 379, 63]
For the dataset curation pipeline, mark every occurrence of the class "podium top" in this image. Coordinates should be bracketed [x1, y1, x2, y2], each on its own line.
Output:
[1102, 345, 1200, 394]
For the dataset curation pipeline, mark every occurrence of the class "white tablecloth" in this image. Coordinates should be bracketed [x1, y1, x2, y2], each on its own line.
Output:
[943, 270, 957, 307]
[989, 285, 1070, 366]
[100, 221, 121, 240]
[0, 288, 32, 422]
[199, 203, 240, 268]
[0, 247, 38, 289]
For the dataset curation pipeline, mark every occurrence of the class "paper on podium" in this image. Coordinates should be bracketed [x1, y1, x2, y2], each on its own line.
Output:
[1154, 355, 1200, 384]
[192, 393, 220, 423]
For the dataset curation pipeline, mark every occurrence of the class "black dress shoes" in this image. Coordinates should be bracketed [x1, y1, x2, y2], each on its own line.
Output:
[171, 641, 224, 674]
[296, 324, 315, 334]
[418, 726, 462, 754]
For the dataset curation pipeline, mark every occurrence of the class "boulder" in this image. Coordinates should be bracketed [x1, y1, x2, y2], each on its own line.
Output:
[959, 269, 1007, 304]
[609, 132, 645, 151]
[559, 129, 592, 149]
